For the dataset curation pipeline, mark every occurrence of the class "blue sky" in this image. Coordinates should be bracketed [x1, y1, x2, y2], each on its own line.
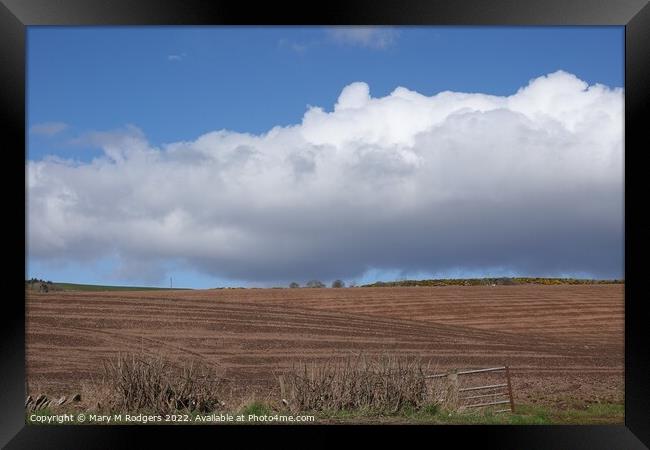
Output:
[28, 26, 623, 160]
[27, 26, 624, 288]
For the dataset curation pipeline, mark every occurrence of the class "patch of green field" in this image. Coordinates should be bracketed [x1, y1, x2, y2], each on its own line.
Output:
[53, 282, 191, 292]
[316, 402, 624, 425]
[239, 401, 275, 416]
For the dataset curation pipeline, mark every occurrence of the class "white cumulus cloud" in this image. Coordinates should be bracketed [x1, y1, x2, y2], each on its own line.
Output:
[326, 26, 399, 49]
[30, 122, 68, 136]
[27, 71, 624, 284]
[167, 53, 186, 62]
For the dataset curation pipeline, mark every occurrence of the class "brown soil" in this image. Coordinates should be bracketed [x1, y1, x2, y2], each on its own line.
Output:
[26, 284, 624, 408]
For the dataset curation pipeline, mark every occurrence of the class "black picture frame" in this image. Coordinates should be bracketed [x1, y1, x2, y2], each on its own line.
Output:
[2, 0, 648, 448]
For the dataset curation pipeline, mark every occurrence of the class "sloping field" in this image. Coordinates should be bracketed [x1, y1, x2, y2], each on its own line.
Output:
[26, 285, 623, 407]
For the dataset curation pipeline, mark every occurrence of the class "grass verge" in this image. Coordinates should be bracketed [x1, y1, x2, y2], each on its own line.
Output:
[26, 401, 623, 425]
[315, 402, 624, 424]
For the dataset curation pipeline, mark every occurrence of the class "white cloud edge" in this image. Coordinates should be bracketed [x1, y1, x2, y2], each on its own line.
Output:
[30, 122, 68, 136]
[325, 26, 399, 49]
[167, 53, 186, 61]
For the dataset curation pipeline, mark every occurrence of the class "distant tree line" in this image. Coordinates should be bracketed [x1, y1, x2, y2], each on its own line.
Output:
[25, 278, 58, 293]
[225, 276, 623, 290]
[288, 279, 347, 288]
[26, 278, 53, 285]
[362, 277, 624, 287]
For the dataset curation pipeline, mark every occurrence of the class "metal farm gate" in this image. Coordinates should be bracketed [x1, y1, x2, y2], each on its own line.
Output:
[426, 366, 515, 413]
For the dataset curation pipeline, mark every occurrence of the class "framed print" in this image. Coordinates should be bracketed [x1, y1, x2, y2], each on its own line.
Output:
[2, 0, 648, 447]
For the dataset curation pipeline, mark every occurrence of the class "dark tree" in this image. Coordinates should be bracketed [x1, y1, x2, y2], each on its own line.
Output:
[289, 282, 300, 288]
[331, 280, 345, 288]
[306, 280, 325, 288]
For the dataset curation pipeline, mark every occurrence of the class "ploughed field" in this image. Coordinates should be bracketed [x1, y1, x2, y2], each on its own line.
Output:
[26, 285, 624, 407]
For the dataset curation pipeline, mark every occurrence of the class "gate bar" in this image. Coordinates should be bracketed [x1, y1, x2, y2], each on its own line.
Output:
[457, 366, 506, 375]
[458, 383, 507, 392]
[461, 391, 508, 401]
[426, 366, 507, 378]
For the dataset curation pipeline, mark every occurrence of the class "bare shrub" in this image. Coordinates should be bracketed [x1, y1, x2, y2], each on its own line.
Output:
[284, 354, 438, 414]
[101, 353, 223, 414]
